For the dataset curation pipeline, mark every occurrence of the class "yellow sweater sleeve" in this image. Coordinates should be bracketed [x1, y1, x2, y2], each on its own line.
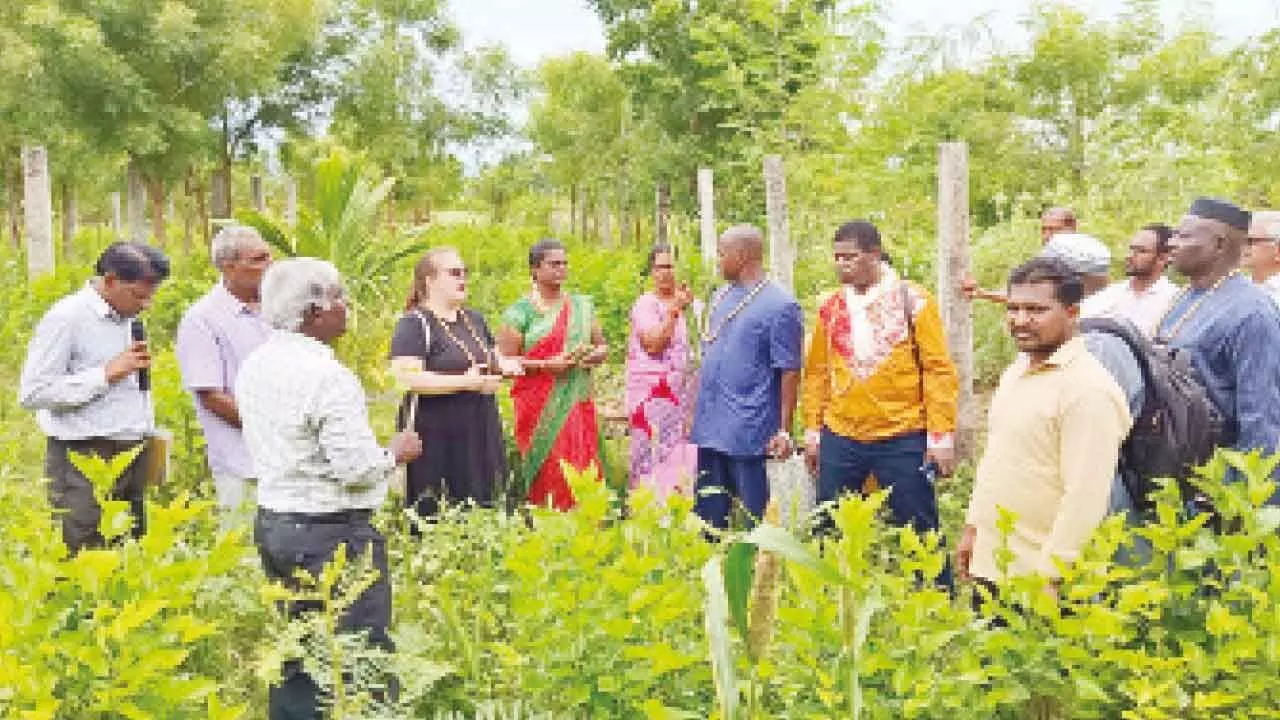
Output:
[912, 291, 959, 436]
[801, 304, 830, 432]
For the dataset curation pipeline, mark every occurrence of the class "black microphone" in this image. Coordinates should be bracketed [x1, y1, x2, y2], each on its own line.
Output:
[131, 320, 149, 392]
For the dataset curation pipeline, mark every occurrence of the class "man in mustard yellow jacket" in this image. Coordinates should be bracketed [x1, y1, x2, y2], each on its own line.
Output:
[803, 220, 959, 585]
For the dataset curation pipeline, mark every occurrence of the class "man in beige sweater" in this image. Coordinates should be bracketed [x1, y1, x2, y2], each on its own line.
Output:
[956, 256, 1131, 595]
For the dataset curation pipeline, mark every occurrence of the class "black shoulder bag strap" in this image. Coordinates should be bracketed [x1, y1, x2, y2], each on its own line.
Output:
[900, 282, 927, 420]
[1076, 316, 1155, 508]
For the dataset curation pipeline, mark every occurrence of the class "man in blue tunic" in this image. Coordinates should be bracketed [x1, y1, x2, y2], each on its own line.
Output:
[1158, 198, 1280, 495]
[691, 224, 804, 529]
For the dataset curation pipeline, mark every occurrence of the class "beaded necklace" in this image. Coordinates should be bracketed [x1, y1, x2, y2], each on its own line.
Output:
[423, 307, 495, 370]
[529, 288, 565, 316]
[1156, 271, 1237, 343]
[701, 280, 768, 345]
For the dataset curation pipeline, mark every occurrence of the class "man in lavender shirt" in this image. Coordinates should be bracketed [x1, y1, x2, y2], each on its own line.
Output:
[176, 225, 273, 517]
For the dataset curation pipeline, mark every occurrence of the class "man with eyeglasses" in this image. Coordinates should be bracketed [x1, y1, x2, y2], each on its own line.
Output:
[1079, 223, 1181, 337]
[1244, 211, 1280, 306]
[1158, 198, 1280, 495]
[176, 225, 273, 522]
[19, 242, 171, 552]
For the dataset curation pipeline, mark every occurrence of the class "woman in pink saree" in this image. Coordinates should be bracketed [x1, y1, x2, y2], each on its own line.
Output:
[625, 245, 698, 501]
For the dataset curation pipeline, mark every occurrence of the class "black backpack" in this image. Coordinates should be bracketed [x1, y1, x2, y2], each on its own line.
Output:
[1077, 317, 1225, 511]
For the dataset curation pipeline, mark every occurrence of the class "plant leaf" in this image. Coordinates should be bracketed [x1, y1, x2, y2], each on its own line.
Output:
[724, 541, 757, 644]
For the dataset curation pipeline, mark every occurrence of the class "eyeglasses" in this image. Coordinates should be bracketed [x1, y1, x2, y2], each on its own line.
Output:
[443, 267, 467, 278]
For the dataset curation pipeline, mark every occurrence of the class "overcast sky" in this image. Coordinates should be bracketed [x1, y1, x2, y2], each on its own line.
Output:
[449, 0, 1280, 67]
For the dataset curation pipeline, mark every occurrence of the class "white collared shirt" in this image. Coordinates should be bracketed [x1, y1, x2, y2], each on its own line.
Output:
[1082, 276, 1181, 337]
[1260, 274, 1280, 308]
[19, 284, 154, 440]
[236, 330, 394, 513]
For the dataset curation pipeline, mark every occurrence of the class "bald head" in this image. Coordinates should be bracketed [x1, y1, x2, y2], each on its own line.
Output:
[721, 224, 763, 254]
[1250, 211, 1280, 243]
[1245, 211, 1280, 282]
[1040, 207, 1078, 243]
[717, 224, 765, 282]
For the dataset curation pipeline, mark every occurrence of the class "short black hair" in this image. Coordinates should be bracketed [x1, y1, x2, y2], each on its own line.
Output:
[643, 244, 674, 277]
[1142, 223, 1174, 254]
[529, 238, 566, 269]
[833, 220, 881, 252]
[94, 242, 171, 284]
[1007, 256, 1083, 307]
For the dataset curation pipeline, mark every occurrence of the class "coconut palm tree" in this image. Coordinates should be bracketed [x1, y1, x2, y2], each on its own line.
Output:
[238, 147, 429, 317]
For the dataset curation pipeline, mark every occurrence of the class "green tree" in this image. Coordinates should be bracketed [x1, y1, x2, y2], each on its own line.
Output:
[528, 53, 629, 235]
[588, 0, 875, 215]
[4, 0, 324, 244]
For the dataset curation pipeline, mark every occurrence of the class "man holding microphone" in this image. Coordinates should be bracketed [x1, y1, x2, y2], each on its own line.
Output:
[20, 242, 171, 552]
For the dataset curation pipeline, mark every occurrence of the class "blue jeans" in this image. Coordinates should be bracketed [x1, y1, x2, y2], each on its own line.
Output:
[817, 428, 953, 589]
[694, 447, 769, 530]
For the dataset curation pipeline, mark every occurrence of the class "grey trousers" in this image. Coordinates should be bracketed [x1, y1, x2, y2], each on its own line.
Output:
[45, 437, 148, 553]
[254, 508, 394, 719]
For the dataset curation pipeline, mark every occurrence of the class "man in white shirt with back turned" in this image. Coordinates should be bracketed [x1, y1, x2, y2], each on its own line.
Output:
[237, 257, 421, 717]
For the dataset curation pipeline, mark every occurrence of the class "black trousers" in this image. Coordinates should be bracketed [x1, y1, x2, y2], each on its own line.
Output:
[254, 508, 395, 719]
[45, 437, 148, 553]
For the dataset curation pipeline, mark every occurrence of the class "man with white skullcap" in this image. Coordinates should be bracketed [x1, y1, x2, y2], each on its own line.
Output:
[961, 207, 1081, 305]
[1039, 232, 1114, 314]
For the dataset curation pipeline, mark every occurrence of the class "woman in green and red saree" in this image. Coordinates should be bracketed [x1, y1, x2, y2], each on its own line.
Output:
[498, 239, 608, 510]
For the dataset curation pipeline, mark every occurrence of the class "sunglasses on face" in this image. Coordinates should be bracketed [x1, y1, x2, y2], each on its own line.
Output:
[1247, 236, 1278, 246]
[652, 263, 674, 271]
[442, 267, 467, 278]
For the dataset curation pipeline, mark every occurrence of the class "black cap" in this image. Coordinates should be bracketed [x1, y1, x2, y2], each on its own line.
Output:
[1188, 197, 1251, 232]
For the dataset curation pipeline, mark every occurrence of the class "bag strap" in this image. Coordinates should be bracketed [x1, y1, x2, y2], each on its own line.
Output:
[1076, 316, 1160, 412]
[900, 282, 927, 423]
[1076, 316, 1160, 509]
[400, 311, 433, 433]
[413, 309, 432, 359]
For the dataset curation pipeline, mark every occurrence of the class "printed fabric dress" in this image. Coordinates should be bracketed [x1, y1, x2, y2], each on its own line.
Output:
[501, 294, 603, 510]
[625, 293, 697, 500]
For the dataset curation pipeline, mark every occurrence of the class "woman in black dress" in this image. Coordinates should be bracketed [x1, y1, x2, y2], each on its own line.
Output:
[390, 247, 512, 519]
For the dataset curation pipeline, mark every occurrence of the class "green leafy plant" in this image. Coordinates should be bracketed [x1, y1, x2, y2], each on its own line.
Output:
[0, 449, 251, 719]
